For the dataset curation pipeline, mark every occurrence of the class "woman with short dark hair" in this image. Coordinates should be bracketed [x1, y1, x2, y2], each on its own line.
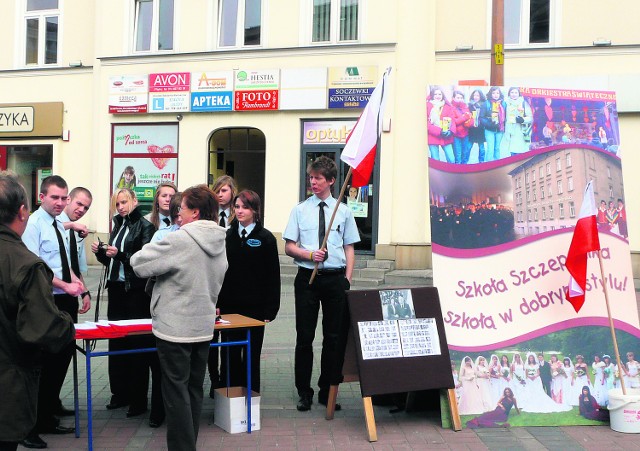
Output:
[131, 184, 227, 451]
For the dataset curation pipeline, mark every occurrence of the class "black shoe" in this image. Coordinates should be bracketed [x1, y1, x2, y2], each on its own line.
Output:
[149, 415, 164, 428]
[19, 434, 47, 449]
[296, 394, 313, 411]
[106, 396, 128, 410]
[54, 406, 75, 417]
[318, 396, 342, 411]
[39, 425, 75, 435]
[126, 407, 148, 418]
[209, 386, 216, 399]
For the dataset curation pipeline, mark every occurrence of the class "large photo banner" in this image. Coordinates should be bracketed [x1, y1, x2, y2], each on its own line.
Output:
[427, 85, 638, 427]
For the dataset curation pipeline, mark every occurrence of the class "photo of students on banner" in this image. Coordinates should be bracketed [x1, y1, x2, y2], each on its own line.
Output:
[427, 85, 620, 164]
[427, 86, 638, 428]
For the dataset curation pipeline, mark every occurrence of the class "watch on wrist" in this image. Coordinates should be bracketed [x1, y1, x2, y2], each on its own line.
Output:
[81, 291, 91, 299]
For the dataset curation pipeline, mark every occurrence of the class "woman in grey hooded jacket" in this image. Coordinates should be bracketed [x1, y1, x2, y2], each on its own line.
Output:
[131, 184, 227, 451]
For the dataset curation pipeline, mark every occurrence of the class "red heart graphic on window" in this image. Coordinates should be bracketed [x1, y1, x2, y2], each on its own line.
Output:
[147, 145, 174, 170]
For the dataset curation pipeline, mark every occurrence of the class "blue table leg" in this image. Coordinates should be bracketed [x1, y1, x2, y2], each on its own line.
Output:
[247, 328, 252, 433]
[73, 348, 79, 437]
[85, 340, 93, 451]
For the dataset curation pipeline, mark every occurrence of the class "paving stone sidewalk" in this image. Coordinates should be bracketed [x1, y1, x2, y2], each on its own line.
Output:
[33, 267, 640, 450]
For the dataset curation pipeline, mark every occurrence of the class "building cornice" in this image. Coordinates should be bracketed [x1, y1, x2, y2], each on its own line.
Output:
[436, 44, 640, 61]
[97, 42, 397, 66]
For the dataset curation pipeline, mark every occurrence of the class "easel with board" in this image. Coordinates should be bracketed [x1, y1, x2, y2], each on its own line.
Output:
[325, 286, 461, 441]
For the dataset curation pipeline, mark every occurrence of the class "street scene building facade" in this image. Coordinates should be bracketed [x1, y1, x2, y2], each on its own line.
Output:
[1, 0, 639, 275]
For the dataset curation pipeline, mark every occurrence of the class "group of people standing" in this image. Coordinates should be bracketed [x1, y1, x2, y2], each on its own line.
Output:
[427, 86, 533, 164]
[597, 198, 628, 239]
[0, 154, 359, 451]
[454, 350, 638, 423]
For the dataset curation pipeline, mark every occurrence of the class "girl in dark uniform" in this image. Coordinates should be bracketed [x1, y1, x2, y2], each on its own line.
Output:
[217, 190, 280, 393]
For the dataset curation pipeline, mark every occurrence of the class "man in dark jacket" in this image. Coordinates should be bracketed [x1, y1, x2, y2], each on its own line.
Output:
[0, 171, 75, 450]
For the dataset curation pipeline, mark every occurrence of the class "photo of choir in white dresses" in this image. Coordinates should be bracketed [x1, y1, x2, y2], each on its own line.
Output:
[454, 350, 638, 417]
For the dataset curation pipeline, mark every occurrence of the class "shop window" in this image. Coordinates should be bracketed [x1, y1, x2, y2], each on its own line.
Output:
[134, 0, 174, 52]
[23, 0, 59, 66]
[504, 0, 553, 47]
[4, 145, 52, 210]
[218, 0, 262, 47]
[310, 0, 359, 44]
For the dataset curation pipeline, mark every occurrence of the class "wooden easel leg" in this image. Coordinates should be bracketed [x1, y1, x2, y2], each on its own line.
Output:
[363, 396, 378, 442]
[447, 389, 462, 431]
[325, 384, 339, 420]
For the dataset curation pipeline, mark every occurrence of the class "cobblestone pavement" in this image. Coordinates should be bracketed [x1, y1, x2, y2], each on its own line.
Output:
[33, 267, 640, 450]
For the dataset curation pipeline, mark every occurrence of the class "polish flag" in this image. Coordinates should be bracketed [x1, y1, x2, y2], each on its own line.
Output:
[564, 181, 601, 312]
[340, 68, 390, 187]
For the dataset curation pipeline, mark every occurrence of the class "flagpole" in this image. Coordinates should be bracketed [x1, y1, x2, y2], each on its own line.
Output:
[309, 167, 353, 285]
[598, 251, 627, 395]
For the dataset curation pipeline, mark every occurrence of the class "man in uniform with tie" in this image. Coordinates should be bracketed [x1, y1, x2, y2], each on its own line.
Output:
[283, 156, 360, 411]
[21, 176, 86, 447]
[59, 187, 93, 320]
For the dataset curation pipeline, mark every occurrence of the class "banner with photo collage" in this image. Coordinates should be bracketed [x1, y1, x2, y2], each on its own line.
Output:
[427, 85, 639, 427]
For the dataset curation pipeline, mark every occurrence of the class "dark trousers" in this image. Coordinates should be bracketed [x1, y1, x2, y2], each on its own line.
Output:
[156, 338, 209, 451]
[207, 329, 221, 388]
[0, 441, 18, 451]
[294, 268, 350, 398]
[107, 282, 163, 416]
[35, 294, 77, 430]
[220, 326, 265, 393]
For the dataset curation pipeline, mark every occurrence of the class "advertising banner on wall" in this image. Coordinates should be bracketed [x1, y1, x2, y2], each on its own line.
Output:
[111, 123, 178, 201]
[234, 69, 279, 111]
[328, 66, 378, 109]
[190, 71, 234, 112]
[148, 72, 191, 113]
[108, 75, 148, 114]
[427, 85, 637, 427]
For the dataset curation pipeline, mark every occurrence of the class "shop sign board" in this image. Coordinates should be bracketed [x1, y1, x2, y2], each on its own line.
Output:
[108, 75, 148, 114]
[327, 66, 378, 109]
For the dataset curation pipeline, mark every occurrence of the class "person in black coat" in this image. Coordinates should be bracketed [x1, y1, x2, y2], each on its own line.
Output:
[91, 188, 164, 427]
[217, 190, 280, 394]
[537, 353, 552, 398]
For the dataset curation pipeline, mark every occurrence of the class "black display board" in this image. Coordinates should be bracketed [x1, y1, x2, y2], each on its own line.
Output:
[346, 287, 454, 397]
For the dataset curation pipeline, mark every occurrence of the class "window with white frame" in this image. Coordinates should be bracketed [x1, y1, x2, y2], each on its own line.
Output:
[525, 172, 529, 183]
[569, 201, 575, 218]
[23, 0, 59, 66]
[219, 0, 262, 47]
[540, 185, 544, 199]
[556, 157, 561, 171]
[134, 0, 174, 52]
[539, 166, 544, 178]
[534, 208, 538, 220]
[559, 203, 564, 218]
[549, 205, 554, 219]
[547, 183, 552, 197]
[566, 153, 572, 167]
[557, 179, 563, 194]
[541, 206, 546, 220]
[567, 176, 573, 191]
[311, 0, 359, 44]
[504, 0, 552, 47]
[532, 170, 536, 181]
[546, 162, 551, 175]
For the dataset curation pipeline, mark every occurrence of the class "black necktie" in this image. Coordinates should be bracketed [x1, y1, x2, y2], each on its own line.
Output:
[109, 220, 128, 281]
[241, 229, 247, 243]
[69, 229, 81, 278]
[318, 201, 327, 248]
[163, 217, 171, 227]
[219, 211, 226, 228]
[52, 219, 72, 283]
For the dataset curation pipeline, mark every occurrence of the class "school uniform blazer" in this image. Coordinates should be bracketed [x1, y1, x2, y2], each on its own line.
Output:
[217, 221, 281, 322]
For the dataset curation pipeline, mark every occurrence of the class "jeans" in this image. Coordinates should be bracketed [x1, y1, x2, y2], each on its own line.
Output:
[454, 136, 470, 164]
[485, 130, 504, 161]
[429, 144, 455, 163]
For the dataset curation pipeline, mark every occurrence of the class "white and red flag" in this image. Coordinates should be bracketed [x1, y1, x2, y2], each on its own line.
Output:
[340, 68, 390, 187]
[564, 180, 601, 312]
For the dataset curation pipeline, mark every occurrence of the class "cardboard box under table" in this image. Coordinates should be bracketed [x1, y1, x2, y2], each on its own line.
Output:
[214, 387, 261, 433]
